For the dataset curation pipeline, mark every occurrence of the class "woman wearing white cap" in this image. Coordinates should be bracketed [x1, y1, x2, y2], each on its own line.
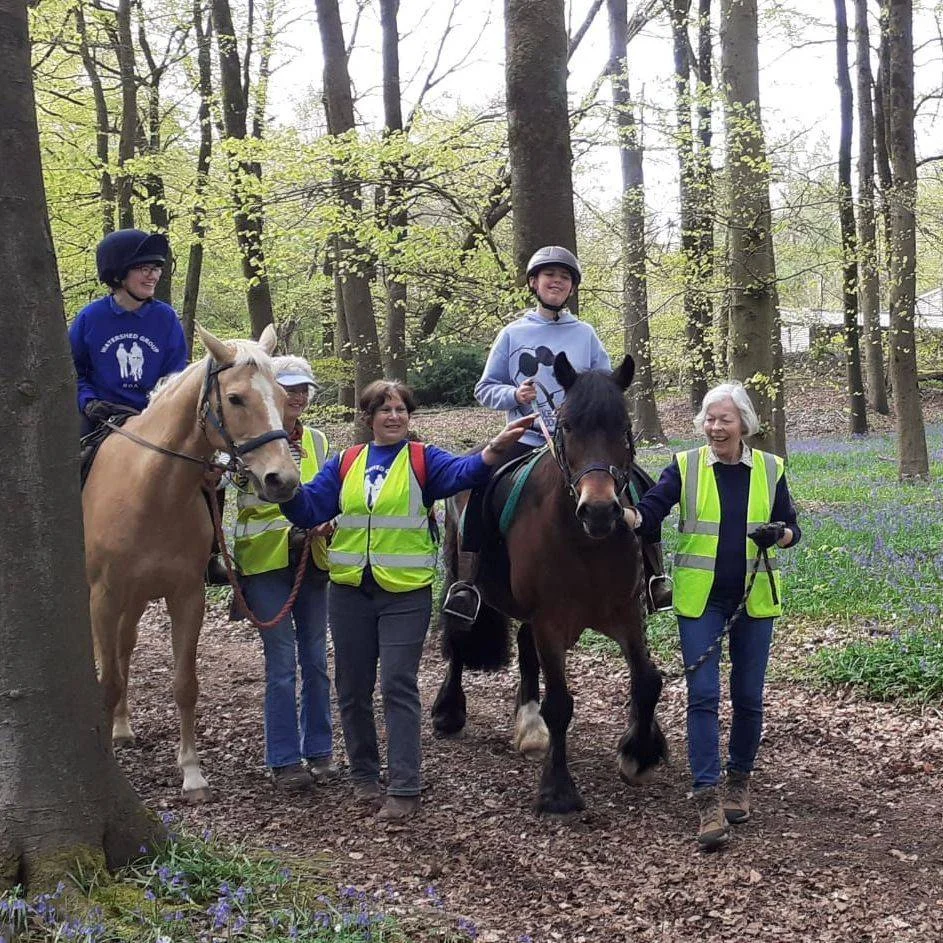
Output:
[232, 354, 337, 794]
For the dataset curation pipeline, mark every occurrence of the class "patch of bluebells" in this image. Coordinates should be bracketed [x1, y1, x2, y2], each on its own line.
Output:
[0, 882, 107, 943]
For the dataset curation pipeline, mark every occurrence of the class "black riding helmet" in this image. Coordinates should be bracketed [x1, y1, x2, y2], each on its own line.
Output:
[525, 245, 582, 313]
[96, 229, 168, 288]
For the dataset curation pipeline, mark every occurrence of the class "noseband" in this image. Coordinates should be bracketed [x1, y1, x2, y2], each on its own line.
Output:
[198, 358, 289, 476]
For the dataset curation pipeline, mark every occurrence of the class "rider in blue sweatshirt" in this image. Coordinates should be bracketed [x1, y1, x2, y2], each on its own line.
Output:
[69, 229, 187, 434]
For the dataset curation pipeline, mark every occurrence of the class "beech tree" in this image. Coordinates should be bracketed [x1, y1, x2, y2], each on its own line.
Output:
[834, 0, 868, 433]
[505, 0, 578, 282]
[883, 0, 929, 478]
[720, 0, 783, 454]
[0, 0, 157, 891]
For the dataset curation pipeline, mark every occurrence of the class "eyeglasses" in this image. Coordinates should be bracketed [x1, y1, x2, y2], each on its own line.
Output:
[376, 406, 409, 417]
[129, 263, 164, 276]
[283, 387, 310, 399]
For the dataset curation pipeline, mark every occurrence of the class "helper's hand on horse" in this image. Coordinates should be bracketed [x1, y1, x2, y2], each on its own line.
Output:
[748, 521, 787, 549]
[482, 414, 537, 464]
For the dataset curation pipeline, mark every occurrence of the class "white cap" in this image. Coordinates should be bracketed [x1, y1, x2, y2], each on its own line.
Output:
[272, 354, 317, 389]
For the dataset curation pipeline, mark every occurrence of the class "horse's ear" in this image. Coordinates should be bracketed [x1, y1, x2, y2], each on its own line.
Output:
[258, 324, 277, 356]
[613, 354, 635, 391]
[195, 323, 234, 365]
[553, 351, 578, 390]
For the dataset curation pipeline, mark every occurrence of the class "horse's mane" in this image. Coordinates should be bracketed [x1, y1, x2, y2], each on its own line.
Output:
[149, 340, 276, 403]
[558, 368, 630, 435]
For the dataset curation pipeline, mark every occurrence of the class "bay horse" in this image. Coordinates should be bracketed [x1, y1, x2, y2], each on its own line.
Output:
[432, 352, 667, 814]
[82, 324, 299, 801]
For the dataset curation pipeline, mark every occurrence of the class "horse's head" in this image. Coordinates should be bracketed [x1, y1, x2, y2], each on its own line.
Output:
[196, 324, 300, 503]
[553, 352, 635, 539]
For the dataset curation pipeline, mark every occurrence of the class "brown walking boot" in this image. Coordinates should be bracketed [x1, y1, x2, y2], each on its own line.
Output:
[270, 763, 314, 795]
[724, 769, 752, 824]
[694, 786, 730, 850]
[377, 795, 420, 822]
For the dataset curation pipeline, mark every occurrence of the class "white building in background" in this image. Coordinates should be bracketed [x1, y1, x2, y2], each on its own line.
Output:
[780, 288, 943, 353]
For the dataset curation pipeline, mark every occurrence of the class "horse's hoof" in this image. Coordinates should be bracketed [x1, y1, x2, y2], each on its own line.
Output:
[431, 712, 467, 739]
[516, 738, 549, 761]
[434, 726, 466, 741]
[112, 735, 136, 749]
[618, 754, 656, 785]
[535, 792, 586, 816]
[182, 786, 213, 804]
[513, 703, 549, 759]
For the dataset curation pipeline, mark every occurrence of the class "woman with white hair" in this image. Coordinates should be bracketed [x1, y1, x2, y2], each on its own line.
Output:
[232, 354, 337, 794]
[624, 382, 801, 850]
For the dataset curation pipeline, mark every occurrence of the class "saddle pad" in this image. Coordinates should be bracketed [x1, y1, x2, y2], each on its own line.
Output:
[497, 447, 546, 537]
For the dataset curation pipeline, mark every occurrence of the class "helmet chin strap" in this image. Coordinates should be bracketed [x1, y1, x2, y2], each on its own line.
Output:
[535, 291, 565, 318]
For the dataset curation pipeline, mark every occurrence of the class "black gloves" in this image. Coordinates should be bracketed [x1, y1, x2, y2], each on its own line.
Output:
[287, 526, 309, 567]
[748, 522, 787, 549]
[84, 400, 138, 423]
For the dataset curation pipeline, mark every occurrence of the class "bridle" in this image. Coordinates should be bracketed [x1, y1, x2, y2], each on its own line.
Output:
[531, 380, 633, 506]
[104, 357, 289, 475]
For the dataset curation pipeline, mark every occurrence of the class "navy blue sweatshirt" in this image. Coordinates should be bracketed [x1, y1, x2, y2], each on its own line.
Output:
[280, 441, 492, 527]
[636, 452, 801, 605]
[69, 295, 188, 413]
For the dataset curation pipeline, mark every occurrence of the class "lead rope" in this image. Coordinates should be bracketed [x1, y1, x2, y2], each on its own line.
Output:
[204, 484, 313, 631]
[682, 546, 776, 675]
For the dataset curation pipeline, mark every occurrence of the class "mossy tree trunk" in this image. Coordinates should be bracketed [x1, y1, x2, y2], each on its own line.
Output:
[0, 0, 158, 892]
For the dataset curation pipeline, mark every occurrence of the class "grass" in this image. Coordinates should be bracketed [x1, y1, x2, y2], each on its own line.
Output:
[0, 817, 479, 942]
[628, 426, 943, 703]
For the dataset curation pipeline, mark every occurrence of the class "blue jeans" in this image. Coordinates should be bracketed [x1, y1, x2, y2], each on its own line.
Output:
[678, 600, 774, 789]
[329, 581, 431, 796]
[241, 568, 332, 769]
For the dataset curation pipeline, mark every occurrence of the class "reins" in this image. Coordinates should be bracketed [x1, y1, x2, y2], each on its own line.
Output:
[682, 545, 779, 675]
[204, 483, 313, 631]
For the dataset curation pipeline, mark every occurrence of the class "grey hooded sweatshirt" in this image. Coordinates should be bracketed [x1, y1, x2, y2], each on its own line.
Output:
[474, 308, 611, 449]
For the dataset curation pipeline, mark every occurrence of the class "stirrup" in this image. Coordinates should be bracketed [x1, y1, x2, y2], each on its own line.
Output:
[646, 574, 674, 613]
[442, 581, 481, 624]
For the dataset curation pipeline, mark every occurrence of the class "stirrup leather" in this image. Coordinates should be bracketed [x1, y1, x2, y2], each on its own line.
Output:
[442, 580, 482, 623]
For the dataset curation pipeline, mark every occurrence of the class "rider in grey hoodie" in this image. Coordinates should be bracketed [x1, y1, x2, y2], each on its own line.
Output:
[444, 246, 672, 621]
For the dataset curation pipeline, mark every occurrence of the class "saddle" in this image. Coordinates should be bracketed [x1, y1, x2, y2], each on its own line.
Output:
[79, 411, 137, 487]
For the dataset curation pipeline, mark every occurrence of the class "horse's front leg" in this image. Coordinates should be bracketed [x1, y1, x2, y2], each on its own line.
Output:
[166, 586, 211, 802]
[513, 623, 549, 759]
[431, 653, 466, 738]
[112, 605, 145, 746]
[617, 625, 668, 784]
[534, 632, 584, 814]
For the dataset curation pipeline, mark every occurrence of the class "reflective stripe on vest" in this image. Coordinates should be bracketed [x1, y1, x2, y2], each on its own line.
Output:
[233, 426, 330, 576]
[673, 445, 784, 618]
[329, 443, 437, 592]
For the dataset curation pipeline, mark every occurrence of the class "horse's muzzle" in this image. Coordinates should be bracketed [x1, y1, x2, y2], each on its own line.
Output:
[576, 496, 623, 539]
[257, 469, 300, 504]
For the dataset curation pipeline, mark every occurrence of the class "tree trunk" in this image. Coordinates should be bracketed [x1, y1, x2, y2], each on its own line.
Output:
[332, 238, 356, 412]
[505, 0, 578, 295]
[607, 0, 664, 442]
[874, 27, 894, 285]
[720, 0, 781, 454]
[75, 3, 115, 238]
[182, 1, 214, 354]
[835, 0, 868, 434]
[854, 0, 889, 414]
[0, 1, 158, 892]
[316, 0, 383, 402]
[211, 0, 275, 338]
[884, 0, 928, 478]
[113, 0, 137, 229]
[379, 0, 407, 382]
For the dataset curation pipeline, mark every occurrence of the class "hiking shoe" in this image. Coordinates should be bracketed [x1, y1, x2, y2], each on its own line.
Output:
[647, 575, 674, 613]
[306, 756, 340, 783]
[724, 769, 752, 824]
[377, 795, 420, 822]
[694, 786, 730, 850]
[352, 780, 383, 799]
[205, 554, 229, 586]
[271, 763, 314, 795]
[442, 581, 481, 624]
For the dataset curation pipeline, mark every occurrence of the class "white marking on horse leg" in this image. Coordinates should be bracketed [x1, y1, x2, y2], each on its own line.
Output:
[514, 701, 549, 759]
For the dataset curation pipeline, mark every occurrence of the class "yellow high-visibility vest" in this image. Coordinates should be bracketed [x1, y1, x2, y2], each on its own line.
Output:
[673, 445, 784, 618]
[329, 443, 437, 592]
[234, 426, 329, 576]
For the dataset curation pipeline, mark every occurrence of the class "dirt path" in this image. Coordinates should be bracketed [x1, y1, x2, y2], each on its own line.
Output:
[118, 601, 943, 942]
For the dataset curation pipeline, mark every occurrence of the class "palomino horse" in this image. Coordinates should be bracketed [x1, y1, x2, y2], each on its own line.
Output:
[432, 353, 667, 814]
[82, 324, 299, 800]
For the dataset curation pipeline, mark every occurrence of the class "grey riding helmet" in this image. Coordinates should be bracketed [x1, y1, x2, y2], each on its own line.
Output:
[524, 245, 582, 287]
